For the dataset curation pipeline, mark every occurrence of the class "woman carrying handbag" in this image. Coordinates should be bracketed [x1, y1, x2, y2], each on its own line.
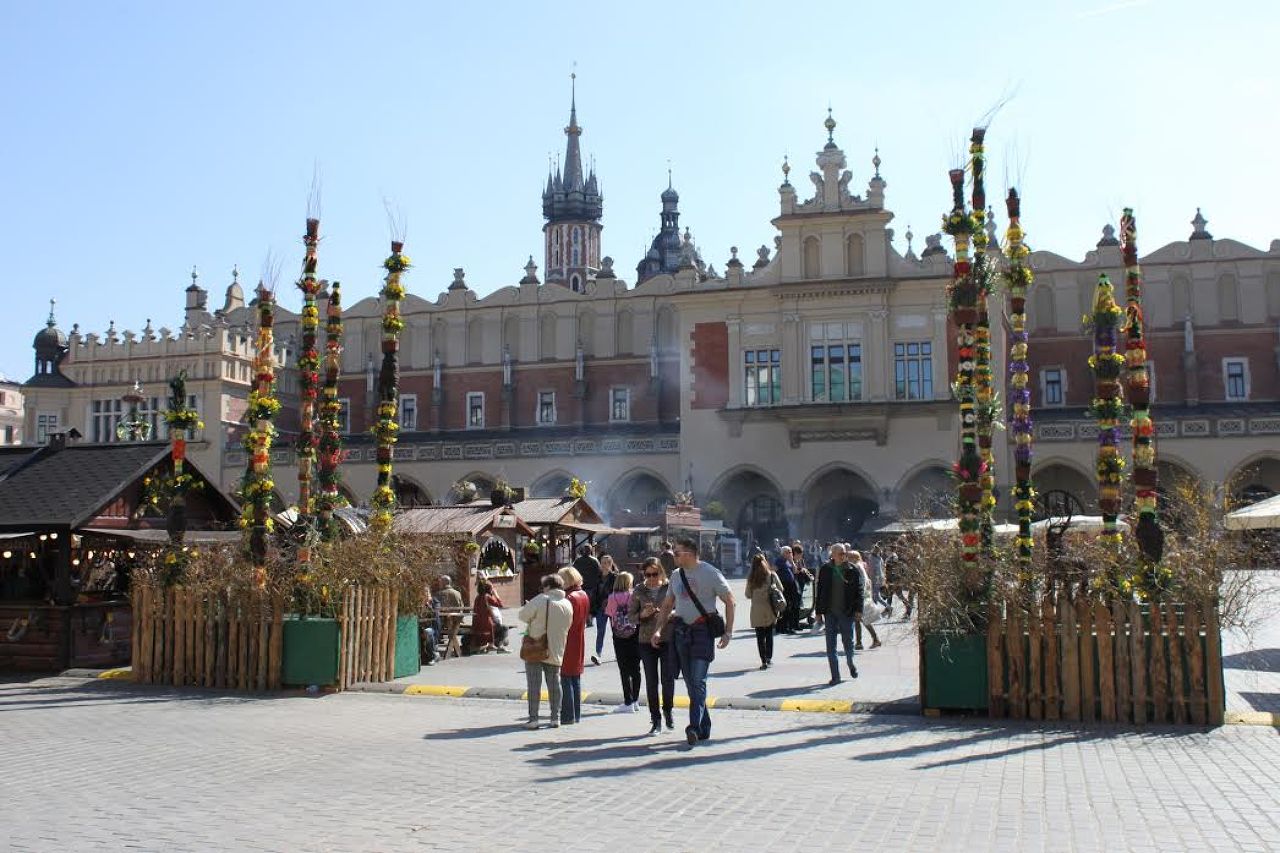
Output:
[517, 573, 574, 730]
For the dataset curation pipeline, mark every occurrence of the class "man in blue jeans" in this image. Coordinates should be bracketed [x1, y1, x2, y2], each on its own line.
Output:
[815, 543, 863, 685]
[651, 536, 735, 746]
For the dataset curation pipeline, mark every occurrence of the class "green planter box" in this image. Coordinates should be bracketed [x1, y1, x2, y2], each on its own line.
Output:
[282, 616, 340, 687]
[394, 615, 420, 678]
[922, 632, 989, 711]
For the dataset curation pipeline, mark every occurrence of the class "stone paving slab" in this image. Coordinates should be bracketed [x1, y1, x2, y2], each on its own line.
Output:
[4, 677, 1279, 852]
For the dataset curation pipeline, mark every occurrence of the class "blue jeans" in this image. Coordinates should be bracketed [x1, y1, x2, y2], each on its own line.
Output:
[824, 613, 856, 681]
[673, 622, 714, 739]
[593, 612, 609, 656]
[559, 674, 582, 723]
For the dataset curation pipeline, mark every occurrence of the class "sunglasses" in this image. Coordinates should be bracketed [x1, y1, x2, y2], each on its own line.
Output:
[643, 572, 661, 578]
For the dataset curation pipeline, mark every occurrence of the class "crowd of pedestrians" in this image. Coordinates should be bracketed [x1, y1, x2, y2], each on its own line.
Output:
[506, 536, 913, 743]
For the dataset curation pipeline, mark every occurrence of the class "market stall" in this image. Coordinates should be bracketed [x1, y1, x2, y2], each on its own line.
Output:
[510, 495, 623, 602]
[392, 503, 535, 604]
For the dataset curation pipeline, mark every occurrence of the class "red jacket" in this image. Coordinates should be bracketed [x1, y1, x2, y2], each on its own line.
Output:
[559, 588, 591, 676]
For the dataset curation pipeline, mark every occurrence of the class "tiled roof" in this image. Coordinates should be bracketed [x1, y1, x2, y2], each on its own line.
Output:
[0, 442, 170, 528]
[393, 504, 534, 537]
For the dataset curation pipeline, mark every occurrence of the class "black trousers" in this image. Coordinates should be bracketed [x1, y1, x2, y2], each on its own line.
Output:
[613, 634, 642, 704]
[638, 640, 676, 719]
[754, 626, 774, 664]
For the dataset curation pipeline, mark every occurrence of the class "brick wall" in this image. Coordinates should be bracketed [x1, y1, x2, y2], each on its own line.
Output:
[690, 322, 729, 410]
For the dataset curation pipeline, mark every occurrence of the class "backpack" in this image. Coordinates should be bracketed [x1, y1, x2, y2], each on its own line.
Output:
[610, 592, 637, 639]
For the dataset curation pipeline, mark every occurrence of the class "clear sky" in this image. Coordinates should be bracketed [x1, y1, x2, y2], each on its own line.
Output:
[2, 1, 1276, 380]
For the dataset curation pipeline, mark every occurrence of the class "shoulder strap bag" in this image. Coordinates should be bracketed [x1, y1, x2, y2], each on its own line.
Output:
[520, 598, 551, 663]
[678, 568, 726, 639]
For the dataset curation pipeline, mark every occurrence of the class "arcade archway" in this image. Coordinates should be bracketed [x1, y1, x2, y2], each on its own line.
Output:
[803, 466, 879, 542]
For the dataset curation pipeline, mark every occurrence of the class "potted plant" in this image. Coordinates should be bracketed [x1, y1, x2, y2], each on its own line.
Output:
[490, 479, 514, 508]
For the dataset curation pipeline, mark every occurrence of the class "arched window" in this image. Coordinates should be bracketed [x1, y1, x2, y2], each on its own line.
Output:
[803, 236, 821, 279]
[656, 308, 676, 354]
[616, 310, 634, 356]
[571, 227, 582, 267]
[845, 233, 865, 277]
[540, 313, 557, 360]
[1033, 283, 1057, 330]
[1217, 273, 1239, 322]
[431, 320, 448, 360]
[570, 274, 582, 293]
[467, 317, 483, 364]
[1171, 275, 1192, 324]
[503, 315, 520, 356]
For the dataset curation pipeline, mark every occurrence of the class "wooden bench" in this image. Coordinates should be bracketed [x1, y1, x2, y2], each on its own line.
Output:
[435, 607, 472, 660]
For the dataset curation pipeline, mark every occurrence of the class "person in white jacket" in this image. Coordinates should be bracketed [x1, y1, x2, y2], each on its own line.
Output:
[518, 573, 575, 730]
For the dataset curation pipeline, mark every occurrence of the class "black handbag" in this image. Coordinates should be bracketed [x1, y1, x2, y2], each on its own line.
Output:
[678, 568, 726, 639]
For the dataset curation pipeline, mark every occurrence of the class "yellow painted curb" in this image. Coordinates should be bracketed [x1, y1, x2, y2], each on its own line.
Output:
[705, 697, 717, 709]
[1225, 711, 1280, 727]
[780, 699, 854, 714]
[404, 685, 468, 697]
[98, 668, 132, 680]
[672, 695, 690, 709]
[519, 690, 551, 701]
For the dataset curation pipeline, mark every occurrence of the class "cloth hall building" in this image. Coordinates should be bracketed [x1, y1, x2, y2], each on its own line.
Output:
[20, 101, 1280, 548]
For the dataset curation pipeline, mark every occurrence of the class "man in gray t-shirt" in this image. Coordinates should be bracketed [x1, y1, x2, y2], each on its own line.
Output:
[653, 537, 735, 747]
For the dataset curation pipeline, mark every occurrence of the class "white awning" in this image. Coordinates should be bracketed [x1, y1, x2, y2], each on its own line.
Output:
[1224, 494, 1280, 531]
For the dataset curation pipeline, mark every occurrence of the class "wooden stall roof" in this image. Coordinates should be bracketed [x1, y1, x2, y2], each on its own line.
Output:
[275, 506, 369, 535]
[392, 504, 535, 537]
[79, 528, 244, 544]
[0, 441, 239, 532]
[510, 496, 606, 527]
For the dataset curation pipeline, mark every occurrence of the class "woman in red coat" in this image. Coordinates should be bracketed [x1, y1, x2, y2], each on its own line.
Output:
[471, 580, 506, 653]
[556, 566, 591, 724]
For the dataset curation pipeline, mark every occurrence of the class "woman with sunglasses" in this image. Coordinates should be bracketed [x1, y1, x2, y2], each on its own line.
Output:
[629, 556, 675, 734]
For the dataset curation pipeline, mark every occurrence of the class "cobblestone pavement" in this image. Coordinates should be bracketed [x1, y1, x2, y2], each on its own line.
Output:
[4, 677, 1279, 852]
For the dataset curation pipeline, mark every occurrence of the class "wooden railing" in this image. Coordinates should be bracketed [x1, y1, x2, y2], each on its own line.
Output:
[337, 586, 397, 690]
[987, 598, 1224, 725]
[131, 586, 284, 690]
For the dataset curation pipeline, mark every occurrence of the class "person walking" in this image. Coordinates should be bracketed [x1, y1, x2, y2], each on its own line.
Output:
[658, 541, 677, 576]
[744, 553, 784, 669]
[652, 536, 735, 747]
[631, 557, 675, 734]
[517, 573, 574, 729]
[605, 571, 641, 713]
[815, 543, 863, 685]
[589, 553, 618, 665]
[773, 545, 799, 634]
[848, 550, 882, 650]
[556, 566, 591, 724]
[866, 545, 888, 609]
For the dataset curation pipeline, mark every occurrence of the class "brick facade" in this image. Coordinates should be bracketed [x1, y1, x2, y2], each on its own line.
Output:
[690, 322, 729, 410]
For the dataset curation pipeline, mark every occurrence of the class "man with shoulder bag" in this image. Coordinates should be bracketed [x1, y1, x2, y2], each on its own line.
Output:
[651, 537, 735, 746]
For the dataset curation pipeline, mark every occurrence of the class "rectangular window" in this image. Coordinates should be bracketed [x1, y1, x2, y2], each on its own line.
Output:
[610, 387, 630, 422]
[467, 392, 486, 429]
[36, 412, 58, 444]
[90, 399, 122, 443]
[536, 391, 556, 425]
[1042, 368, 1064, 406]
[1224, 358, 1249, 401]
[398, 394, 418, 432]
[809, 328, 863, 403]
[336, 398, 351, 435]
[744, 348, 782, 406]
[893, 341, 933, 401]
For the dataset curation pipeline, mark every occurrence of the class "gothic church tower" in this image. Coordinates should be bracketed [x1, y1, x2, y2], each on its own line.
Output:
[541, 76, 602, 292]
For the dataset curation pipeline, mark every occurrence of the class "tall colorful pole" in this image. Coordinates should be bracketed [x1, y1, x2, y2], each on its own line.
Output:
[944, 168, 983, 566]
[243, 289, 280, 580]
[370, 242, 410, 533]
[969, 128, 997, 549]
[1087, 273, 1126, 549]
[1121, 209, 1164, 565]
[1003, 189, 1035, 569]
[162, 369, 203, 548]
[294, 218, 322, 560]
[317, 280, 345, 540]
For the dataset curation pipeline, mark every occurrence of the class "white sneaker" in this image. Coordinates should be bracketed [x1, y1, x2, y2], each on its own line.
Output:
[524, 720, 540, 730]
[612, 703, 631, 713]
[630, 702, 641, 712]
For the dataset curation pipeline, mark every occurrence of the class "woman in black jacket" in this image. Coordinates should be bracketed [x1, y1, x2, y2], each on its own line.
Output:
[814, 543, 864, 686]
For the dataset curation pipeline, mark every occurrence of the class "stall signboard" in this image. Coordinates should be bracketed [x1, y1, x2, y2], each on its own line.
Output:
[665, 505, 702, 531]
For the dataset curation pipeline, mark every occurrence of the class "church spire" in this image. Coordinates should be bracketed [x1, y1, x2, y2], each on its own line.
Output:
[563, 72, 585, 192]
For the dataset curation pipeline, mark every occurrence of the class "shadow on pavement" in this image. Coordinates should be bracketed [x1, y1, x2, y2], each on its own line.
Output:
[1237, 691, 1280, 713]
[746, 684, 833, 699]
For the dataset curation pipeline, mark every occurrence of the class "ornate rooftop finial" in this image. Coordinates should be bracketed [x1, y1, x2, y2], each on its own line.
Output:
[449, 267, 467, 290]
[520, 255, 540, 285]
[47, 297, 57, 327]
[143, 318, 155, 340]
[905, 226, 916, 259]
[781, 155, 791, 185]
[1190, 207, 1212, 240]
[1097, 222, 1120, 248]
[232, 264, 239, 283]
[824, 107, 836, 145]
[872, 146, 881, 179]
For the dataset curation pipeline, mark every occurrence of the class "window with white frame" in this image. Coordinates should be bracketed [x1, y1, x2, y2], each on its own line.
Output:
[610, 387, 630, 422]
[91, 399, 123, 443]
[467, 392, 486, 429]
[893, 341, 934, 401]
[398, 394, 418, 431]
[1223, 358, 1250, 401]
[337, 398, 351, 434]
[36, 412, 58, 444]
[809, 322, 863, 403]
[744, 348, 782, 406]
[1041, 368, 1065, 407]
[536, 390, 557, 425]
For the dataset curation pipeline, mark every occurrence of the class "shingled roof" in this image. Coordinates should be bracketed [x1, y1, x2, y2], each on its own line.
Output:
[0, 442, 175, 529]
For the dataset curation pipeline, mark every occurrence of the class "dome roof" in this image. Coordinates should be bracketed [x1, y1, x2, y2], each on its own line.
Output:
[661, 185, 679, 203]
[34, 323, 67, 349]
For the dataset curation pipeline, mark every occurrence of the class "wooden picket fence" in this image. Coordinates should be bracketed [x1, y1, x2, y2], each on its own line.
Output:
[131, 584, 398, 692]
[987, 598, 1224, 725]
[131, 585, 285, 690]
[336, 585, 398, 690]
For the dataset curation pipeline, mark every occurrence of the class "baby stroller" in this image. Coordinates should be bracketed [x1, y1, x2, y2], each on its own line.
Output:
[793, 575, 816, 630]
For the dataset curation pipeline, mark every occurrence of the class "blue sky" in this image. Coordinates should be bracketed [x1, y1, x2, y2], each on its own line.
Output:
[2, 1, 1276, 379]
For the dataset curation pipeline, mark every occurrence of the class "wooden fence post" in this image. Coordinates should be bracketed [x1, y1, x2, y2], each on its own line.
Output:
[1167, 603, 1187, 725]
[1061, 597, 1080, 721]
[1129, 600, 1146, 725]
[1027, 603, 1042, 721]
[1186, 604, 1206, 726]
[987, 602, 1005, 718]
[1204, 604, 1225, 727]
[1043, 598, 1060, 721]
[1096, 603, 1115, 722]
[1112, 600, 1131, 723]
[1008, 607, 1024, 720]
